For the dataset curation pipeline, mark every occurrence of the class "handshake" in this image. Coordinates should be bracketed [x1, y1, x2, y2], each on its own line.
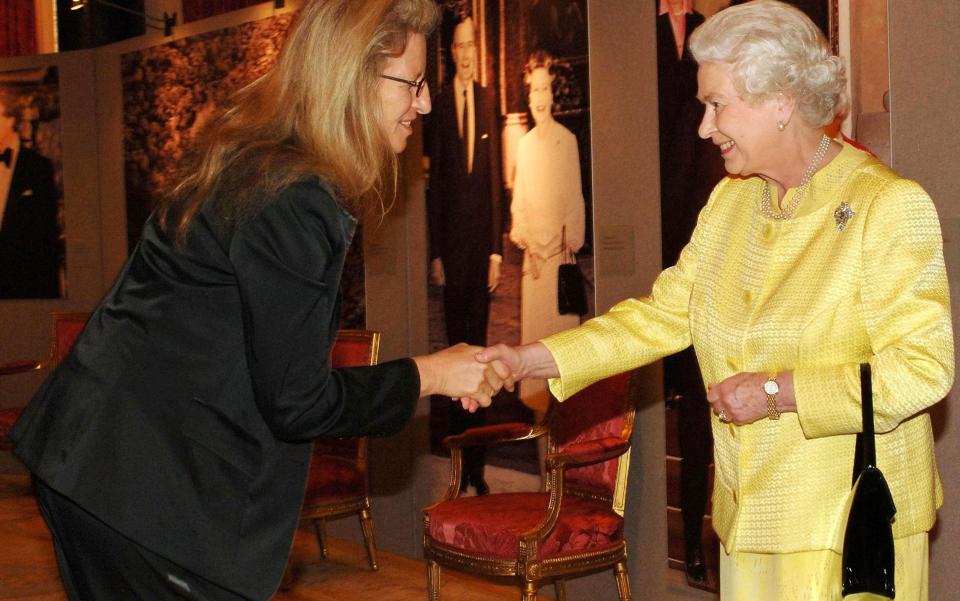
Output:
[413, 342, 557, 412]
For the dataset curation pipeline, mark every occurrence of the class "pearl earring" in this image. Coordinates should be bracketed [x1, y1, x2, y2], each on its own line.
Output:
[777, 121, 785, 131]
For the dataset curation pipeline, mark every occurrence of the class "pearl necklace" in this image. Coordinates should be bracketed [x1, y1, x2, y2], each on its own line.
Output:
[760, 134, 832, 221]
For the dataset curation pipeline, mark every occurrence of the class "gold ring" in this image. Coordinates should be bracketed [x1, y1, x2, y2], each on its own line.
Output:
[718, 409, 729, 423]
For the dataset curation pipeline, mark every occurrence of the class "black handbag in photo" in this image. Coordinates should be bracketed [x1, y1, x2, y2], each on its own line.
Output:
[840, 363, 897, 599]
[557, 226, 587, 316]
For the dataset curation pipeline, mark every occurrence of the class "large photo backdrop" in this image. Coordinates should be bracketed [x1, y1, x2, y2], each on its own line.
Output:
[120, 13, 365, 328]
[425, 0, 593, 477]
[0, 66, 64, 299]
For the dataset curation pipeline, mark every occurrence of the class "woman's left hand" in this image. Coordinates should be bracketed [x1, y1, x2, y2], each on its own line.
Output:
[706, 371, 795, 425]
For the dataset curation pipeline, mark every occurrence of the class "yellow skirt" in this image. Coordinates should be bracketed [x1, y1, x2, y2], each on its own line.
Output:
[720, 533, 928, 601]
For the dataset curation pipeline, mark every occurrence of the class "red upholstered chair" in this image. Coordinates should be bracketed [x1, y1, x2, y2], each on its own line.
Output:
[423, 371, 638, 601]
[285, 329, 382, 584]
[0, 312, 91, 451]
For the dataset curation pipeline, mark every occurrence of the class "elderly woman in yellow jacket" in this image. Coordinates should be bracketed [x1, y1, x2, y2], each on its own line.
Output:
[479, 1, 953, 599]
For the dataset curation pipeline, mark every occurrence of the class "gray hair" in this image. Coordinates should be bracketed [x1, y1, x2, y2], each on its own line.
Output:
[688, 0, 846, 127]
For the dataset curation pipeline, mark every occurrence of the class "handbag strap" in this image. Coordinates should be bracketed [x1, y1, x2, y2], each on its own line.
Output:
[852, 363, 876, 482]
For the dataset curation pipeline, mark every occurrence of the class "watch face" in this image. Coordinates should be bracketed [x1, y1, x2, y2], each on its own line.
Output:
[763, 379, 779, 395]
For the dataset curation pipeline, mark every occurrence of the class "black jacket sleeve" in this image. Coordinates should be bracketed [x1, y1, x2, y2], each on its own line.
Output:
[228, 182, 419, 441]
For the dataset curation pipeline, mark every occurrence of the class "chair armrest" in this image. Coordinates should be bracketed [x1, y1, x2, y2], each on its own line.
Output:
[443, 421, 547, 449]
[0, 359, 48, 376]
[545, 437, 630, 470]
[428, 423, 547, 504]
[518, 437, 631, 551]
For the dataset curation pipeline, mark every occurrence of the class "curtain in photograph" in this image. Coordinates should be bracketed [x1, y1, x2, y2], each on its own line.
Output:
[0, 0, 37, 58]
[181, 0, 262, 23]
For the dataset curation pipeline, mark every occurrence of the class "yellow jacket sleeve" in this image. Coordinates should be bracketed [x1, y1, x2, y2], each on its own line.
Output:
[795, 177, 954, 438]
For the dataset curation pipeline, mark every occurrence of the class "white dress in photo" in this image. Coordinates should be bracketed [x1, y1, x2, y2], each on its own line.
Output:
[509, 120, 586, 412]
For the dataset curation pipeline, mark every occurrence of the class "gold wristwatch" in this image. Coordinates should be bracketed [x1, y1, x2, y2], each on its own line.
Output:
[763, 374, 781, 420]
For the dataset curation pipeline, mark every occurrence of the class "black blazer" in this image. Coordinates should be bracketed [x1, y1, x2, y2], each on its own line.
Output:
[0, 145, 59, 298]
[12, 179, 420, 600]
[425, 81, 503, 289]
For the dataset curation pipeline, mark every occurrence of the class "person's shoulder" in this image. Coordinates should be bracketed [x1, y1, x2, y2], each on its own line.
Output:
[842, 146, 915, 196]
[557, 123, 577, 142]
[842, 152, 936, 222]
[238, 177, 351, 232]
[278, 177, 349, 215]
[473, 81, 495, 101]
[17, 146, 54, 169]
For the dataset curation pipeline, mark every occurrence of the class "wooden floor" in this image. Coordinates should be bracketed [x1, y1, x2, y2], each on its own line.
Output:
[0, 474, 544, 601]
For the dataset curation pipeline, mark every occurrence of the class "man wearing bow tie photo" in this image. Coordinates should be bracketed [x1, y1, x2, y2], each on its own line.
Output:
[0, 90, 60, 299]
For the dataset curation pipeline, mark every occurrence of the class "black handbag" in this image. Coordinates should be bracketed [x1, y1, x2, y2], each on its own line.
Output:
[840, 363, 897, 599]
[557, 226, 588, 316]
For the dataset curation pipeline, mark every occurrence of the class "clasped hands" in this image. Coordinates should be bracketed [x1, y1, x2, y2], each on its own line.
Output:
[416, 341, 557, 412]
[414, 343, 516, 412]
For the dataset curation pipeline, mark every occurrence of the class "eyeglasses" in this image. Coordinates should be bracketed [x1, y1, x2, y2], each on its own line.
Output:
[380, 74, 428, 98]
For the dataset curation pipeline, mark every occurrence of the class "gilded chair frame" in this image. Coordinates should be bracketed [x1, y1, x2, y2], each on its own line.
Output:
[0, 312, 91, 376]
[1, 312, 91, 450]
[423, 372, 639, 601]
[299, 329, 381, 569]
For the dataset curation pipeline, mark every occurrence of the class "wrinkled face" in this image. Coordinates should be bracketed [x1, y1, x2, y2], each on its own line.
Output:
[451, 20, 477, 84]
[378, 32, 431, 154]
[696, 62, 781, 178]
[527, 67, 553, 125]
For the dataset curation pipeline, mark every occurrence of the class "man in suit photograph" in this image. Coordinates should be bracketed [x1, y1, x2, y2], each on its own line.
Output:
[0, 90, 60, 298]
[426, 16, 504, 495]
[655, 0, 715, 590]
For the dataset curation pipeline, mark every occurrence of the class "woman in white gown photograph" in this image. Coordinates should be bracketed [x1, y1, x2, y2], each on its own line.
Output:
[509, 52, 586, 414]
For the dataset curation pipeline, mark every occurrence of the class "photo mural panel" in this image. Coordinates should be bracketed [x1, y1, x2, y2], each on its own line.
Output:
[659, 0, 835, 593]
[425, 0, 592, 478]
[180, 0, 264, 24]
[0, 66, 64, 299]
[120, 14, 365, 328]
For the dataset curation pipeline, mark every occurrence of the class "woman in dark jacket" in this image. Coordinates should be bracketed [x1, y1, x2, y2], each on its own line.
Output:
[12, 1, 508, 599]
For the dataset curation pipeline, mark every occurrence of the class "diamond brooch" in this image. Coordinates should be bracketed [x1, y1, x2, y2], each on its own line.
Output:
[834, 202, 855, 232]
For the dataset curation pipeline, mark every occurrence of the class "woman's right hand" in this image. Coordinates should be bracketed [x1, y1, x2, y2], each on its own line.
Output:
[413, 343, 514, 408]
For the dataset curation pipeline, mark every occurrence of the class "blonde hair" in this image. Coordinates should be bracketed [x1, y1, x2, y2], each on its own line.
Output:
[158, 0, 439, 244]
[688, 0, 846, 127]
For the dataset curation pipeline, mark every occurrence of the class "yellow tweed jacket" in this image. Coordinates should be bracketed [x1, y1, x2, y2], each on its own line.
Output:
[543, 143, 954, 555]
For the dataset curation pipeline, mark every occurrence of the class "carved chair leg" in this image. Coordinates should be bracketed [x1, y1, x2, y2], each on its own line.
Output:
[522, 580, 538, 601]
[614, 561, 632, 601]
[359, 508, 379, 571]
[313, 519, 328, 560]
[554, 579, 566, 601]
[427, 560, 441, 601]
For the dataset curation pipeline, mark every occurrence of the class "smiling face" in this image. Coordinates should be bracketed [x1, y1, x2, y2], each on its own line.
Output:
[696, 62, 782, 178]
[378, 31, 431, 154]
[527, 67, 554, 125]
[451, 19, 477, 85]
